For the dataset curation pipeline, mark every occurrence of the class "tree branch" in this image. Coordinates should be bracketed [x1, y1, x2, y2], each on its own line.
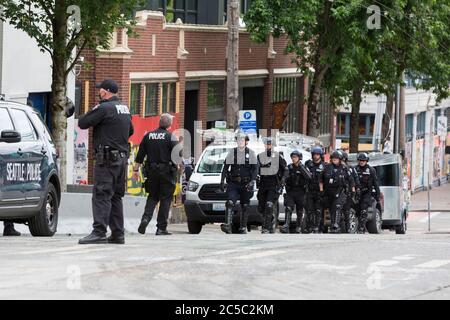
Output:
[65, 39, 88, 77]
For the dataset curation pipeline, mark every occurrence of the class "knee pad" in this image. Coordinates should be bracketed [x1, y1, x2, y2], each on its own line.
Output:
[226, 200, 235, 209]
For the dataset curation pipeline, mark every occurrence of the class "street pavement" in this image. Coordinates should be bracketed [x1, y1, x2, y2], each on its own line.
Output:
[1, 187, 450, 300]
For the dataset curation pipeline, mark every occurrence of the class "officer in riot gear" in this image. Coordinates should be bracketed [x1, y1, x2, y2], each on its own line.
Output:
[220, 132, 258, 234]
[304, 146, 325, 233]
[323, 151, 352, 234]
[281, 150, 311, 234]
[257, 137, 287, 234]
[340, 150, 360, 233]
[134, 114, 180, 236]
[355, 153, 381, 234]
[78, 79, 134, 244]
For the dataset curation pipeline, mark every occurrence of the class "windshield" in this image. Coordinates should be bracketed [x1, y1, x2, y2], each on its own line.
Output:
[197, 148, 232, 173]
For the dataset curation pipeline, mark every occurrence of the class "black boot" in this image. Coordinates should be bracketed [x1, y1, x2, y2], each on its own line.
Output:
[238, 204, 249, 234]
[3, 223, 21, 237]
[221, 204, 233, 234]
[156, 229, 172, 235]
[262, 202, 274, 234]
[79, 232, 107, 244]
[331, 208, 342, 234]
[295, 210, 303, 234]
[280, 207, 292, 234]
[138, 216, 151, 234]
[107, 234, 125, 244]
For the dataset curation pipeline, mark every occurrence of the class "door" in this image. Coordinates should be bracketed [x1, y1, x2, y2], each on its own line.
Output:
[243, 87, 264, 131]
[9, 108, 45, 206]
[0, 107, 25, 206]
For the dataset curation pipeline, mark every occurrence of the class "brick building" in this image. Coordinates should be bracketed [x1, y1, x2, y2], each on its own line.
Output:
[75, 9, 310, 192]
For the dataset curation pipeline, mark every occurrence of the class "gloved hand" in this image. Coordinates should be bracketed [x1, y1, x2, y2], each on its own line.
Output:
[246, 181, 255, 192]
[220, 182, 227, 192]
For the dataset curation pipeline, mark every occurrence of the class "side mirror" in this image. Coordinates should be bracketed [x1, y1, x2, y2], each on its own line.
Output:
[0, 130, 21, 143]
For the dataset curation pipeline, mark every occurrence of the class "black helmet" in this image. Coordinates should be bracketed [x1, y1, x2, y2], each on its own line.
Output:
[331, 151, 343, 160]
[357, 152, 369, 161]
[290, 150, 303, 159]
[311, 146, 323, 156]
[339, 150, 348, 162]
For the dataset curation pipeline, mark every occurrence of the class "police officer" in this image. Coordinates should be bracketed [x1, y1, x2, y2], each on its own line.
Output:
[78, 79, 134, 244]
[256, 137, 287, 234]
[134, 114, 180, 236]
[3, 222, 20, 236]
[220, 132, 258, 234]
[340, 150, 359, 233]
[304, 146, 325, 233]
[281, 150, 311, 234]
[355, 153, 381, 234]
[323, 151, 352, 233]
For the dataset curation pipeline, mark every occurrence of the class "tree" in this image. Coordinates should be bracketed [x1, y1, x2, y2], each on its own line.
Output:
[245, 0, 370, 137]
[0, 0, 142, 189]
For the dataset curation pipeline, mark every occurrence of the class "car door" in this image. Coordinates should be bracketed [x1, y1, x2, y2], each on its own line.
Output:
[0, 106, 24, 206]
[8, 108, 45, 207]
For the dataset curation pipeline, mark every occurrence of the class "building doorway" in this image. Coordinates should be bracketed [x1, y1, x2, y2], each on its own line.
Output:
[184, 89, 199, 155]
[243, 86, 264, 131]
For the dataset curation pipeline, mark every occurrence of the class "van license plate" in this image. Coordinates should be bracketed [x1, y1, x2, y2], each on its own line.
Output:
[213, 203, 226, 211]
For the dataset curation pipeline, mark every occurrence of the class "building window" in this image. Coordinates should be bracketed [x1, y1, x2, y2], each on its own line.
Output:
[158, 0, 198, 24]
[406, 114, 414, 141]
[434, 109, 442, 134]
[162, 82, 176, 114]
[240, 0, 253, 15]
[145, 83, 159, 117]
[417, 112, 426, 138]
[130, 83, 141, 115]
[207, 81, 225, 111]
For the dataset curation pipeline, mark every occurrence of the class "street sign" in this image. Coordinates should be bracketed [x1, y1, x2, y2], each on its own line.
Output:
[215, 121, 227, 130]
[239, 110, 257, 134]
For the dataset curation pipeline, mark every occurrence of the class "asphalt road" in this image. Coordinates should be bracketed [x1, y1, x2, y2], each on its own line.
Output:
[1, 211, 449, 300]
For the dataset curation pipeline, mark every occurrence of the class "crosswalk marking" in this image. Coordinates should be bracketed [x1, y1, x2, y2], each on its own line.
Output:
[392, 255, 417, 261]
[414, 260, 450, 269]
[232, 250, 285, 260]
[57, 248, 114, 255]
[371, 260, 400, 266]
[16, 245, 99, 255]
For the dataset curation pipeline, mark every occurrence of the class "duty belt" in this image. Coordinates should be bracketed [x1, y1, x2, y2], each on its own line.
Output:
[231, 176, 251, 184]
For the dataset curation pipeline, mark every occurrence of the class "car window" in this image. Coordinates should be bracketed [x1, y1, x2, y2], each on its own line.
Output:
[30, 112, 54, 145]
[197, 148, 232, 173]
[374, 164, 400, 187]
[9, 108, 38, 141]
[0, 108, 14, 132]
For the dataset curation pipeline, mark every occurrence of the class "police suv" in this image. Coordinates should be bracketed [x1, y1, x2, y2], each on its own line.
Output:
[185, 131, 315, 234]
[0, 101, 61, 236]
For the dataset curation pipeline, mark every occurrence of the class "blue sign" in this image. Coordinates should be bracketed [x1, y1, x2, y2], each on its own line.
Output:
[239, 110, 257, 134]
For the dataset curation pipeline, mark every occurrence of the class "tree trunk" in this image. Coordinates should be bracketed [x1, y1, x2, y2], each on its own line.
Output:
[226, 0, 239, 129]
[52, 0, 69, 191]
[306, 66, 327, 137]
[349, 84, 363, 153]
[382, 93, 394, 147]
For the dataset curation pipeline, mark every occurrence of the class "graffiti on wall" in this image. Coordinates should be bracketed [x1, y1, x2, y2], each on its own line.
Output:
[73, 120, 89, 184]
[405, 141, 412, 190]
[126, 114, 180, 196]
[414, 139, 424, 189]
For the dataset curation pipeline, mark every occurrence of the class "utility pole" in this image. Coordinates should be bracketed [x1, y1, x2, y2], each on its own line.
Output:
[394, 83, 400, 153]
[399, 72, 406, 155]
[226, 0, 240, 129]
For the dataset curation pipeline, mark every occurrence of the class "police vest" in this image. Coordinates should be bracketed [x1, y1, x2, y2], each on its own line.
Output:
[356, 165, 375, 192]
[230, 148, 252, 178]
[305, 160, 324, 191]
[323, 164, 347, 190]
[286, 164, 308, 191]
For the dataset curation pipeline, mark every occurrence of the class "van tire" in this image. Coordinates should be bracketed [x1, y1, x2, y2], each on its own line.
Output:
[367, 208, 382, 234]
[395, 212, 407, 234]
[187, 221, 203, 234]
[29, 183, 58, 237]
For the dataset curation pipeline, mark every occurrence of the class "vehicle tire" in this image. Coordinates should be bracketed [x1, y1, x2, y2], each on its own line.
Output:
[187, 221, 203, 234]
[367, 208, 382, 234]
[395, 211, 407, 234]
[29, 183, 58, 237]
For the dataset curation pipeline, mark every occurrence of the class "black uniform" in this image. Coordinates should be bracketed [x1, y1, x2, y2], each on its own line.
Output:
[281, 162, 311, 233]
[221, 147, 258, 234]
[323, 163, 352, 233]
[355, 164, 380, 233]
[78, 96, 133, 239]
[257, 150, 286, 233]
[304, 159, 325, 233]
[343, 164, 360, 233]
[136, 127, 179, 232]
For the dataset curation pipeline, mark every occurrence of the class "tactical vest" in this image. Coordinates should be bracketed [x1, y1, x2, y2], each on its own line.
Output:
[356, 165, 375, 192]
[305, 160, 324, 191]
[323, 164, 347, 191]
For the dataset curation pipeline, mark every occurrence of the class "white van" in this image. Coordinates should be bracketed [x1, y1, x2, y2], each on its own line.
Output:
[184, 139, 311, 234]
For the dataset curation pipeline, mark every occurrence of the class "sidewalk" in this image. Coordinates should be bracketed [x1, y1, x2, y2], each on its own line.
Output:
[410, 183, 450, 212]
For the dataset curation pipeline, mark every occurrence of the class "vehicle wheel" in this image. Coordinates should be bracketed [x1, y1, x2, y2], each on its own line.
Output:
[367, 208, 382, 234]
[29, 183, 58, 237]
[187, 221, 203, 234]
[347, 209, 358, 234]
[395, 212, 407, 234]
